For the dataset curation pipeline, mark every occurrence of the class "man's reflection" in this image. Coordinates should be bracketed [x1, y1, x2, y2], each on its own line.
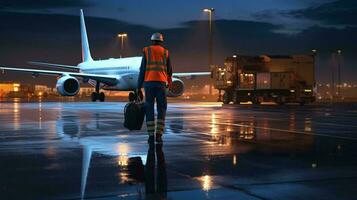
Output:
[145, 144, 167, 199]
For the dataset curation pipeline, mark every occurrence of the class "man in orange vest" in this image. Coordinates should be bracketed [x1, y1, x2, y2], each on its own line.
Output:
[137, 33, 173, 144]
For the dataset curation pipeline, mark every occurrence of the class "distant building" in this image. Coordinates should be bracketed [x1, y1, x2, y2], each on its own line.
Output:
[34, 85, 53, 97]
[0, 83, 19, 97]
[0, 82, 35, 97]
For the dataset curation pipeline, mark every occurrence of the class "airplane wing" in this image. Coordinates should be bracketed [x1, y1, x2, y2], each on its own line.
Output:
[0, 67, 118, 85]
[173, 72, 211, 78]
[28, 61, 80, 70]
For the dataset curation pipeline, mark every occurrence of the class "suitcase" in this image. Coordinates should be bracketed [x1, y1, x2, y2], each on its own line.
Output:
[124, 100, 145, 131]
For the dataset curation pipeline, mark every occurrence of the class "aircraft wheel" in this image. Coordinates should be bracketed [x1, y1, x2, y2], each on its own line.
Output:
[99, 92, 105, 102]
[91, 92, 98, 102]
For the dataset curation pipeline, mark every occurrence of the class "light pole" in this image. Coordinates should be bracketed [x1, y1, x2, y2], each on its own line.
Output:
[312, 49, 317, 96]
[203, 8, 214, 67]
[337, 49, 342, 98]
[117, 33, 127, 58]
[203, 8, 214, 96]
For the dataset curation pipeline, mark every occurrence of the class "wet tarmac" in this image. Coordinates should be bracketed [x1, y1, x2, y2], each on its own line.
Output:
[1, 101, 357, 200]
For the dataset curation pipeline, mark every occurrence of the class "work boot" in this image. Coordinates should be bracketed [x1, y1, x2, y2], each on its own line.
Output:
[156, 134, 163, 144]
[148, 136, 154, 144]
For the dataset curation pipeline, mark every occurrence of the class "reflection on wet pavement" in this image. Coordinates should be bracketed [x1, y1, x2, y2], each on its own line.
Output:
[0, 102, 357, 199]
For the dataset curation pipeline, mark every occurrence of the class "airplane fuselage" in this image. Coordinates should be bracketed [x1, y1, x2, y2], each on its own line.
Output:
[78, 56, 142, 91]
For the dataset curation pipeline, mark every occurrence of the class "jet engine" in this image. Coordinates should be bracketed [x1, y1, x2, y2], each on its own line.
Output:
[56, 75, 80, 96]
[167, 78, 185, 97]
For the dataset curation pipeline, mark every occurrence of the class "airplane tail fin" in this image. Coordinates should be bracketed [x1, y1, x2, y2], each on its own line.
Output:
[80, 9, 93, 62]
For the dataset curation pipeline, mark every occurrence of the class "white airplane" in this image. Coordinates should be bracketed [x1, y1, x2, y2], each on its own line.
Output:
[0, 9, 210, 102]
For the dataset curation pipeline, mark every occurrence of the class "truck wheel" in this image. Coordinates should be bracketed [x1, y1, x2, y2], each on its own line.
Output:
[276, 96, 286, 105]
[252, 96, 261, 105]
[233, 92, 240, 104]
[223, 92, 231, 104]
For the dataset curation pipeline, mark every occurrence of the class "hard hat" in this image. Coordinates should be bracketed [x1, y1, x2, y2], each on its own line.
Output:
[151, 32, 164, 42]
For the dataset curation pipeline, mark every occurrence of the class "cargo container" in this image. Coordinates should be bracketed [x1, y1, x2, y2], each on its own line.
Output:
[212, 54, 316, 105]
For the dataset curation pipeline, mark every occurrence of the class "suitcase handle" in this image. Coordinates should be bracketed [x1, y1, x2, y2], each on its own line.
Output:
[135, 89, 143, 103]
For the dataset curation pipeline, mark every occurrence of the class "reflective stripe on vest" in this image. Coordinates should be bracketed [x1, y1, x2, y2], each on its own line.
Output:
[144, 46, 168, 82]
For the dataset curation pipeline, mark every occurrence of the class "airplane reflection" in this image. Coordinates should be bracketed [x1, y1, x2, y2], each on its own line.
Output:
[145, 144, 167, 199]
[56, 112, 147, 199]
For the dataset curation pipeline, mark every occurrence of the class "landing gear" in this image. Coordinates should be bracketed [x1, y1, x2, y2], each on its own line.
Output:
[91, 82, 105, 102]
[91, 92, 97, 102]
[91, 92, 105, 102]
[99, 92, 105, 102]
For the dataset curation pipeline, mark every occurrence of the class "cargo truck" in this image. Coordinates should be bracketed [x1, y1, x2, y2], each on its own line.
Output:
[211, 54, 316, 105]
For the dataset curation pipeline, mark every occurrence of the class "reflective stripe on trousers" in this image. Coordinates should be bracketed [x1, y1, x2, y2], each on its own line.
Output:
[146, 121, 155, 136]
[144, 86, 167, 136]
[156, 119, 165, 135]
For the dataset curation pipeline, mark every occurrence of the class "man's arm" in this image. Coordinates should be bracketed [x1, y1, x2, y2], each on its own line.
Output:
[167, 55, 173, 77]
[166, 53, 173, 87]
[137, 52, 146, 89]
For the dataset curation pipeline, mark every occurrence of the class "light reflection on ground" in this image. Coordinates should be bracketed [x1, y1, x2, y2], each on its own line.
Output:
[0, 102, 356, 199]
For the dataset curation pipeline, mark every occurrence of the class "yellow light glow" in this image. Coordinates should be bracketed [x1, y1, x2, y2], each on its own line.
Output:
[118, 172, 129, 183]
[38, 92, 43, 96]
[118, 155, 128, 167]
[116, 143, 130, 155]
[118, 33, 128, 37]
[14, 87, 19, 92]
[116, 143, 130, 167]
[233, 155, 237, 166]
[290, 90, 295, 93]
[210, 113, 218, 135]
[200, 175, 212, 191]
[304, 89, 312, 92]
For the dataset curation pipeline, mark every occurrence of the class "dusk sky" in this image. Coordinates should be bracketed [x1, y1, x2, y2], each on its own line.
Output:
[0, 0, 356, 84]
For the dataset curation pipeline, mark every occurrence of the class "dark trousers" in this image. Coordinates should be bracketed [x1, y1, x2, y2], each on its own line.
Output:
[144, 86, 167, 136]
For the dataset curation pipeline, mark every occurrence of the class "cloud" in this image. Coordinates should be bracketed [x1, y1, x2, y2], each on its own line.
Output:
[286, 0, 357, 26]
[0, 0, 91, 11]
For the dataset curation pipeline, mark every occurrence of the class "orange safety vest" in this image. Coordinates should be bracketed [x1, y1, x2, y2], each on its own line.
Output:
[143, 45, 169, 83]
